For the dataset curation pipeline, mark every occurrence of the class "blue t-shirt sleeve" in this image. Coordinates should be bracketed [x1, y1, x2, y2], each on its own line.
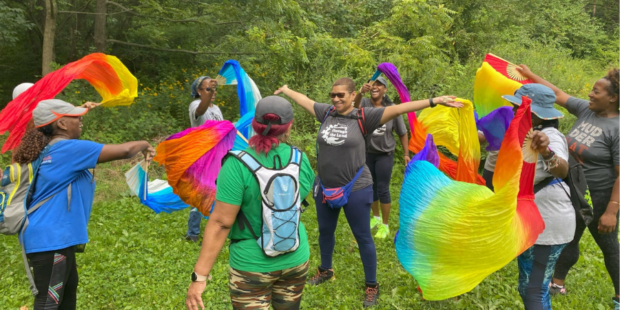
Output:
[56, 140, 103, 172]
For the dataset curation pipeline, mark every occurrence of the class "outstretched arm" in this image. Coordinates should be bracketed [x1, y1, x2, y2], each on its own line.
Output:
[274, 85, 316, 117]
[98, 141, 155, 164]
[516, 65, 570, 108]
[380, 96, 461, 125]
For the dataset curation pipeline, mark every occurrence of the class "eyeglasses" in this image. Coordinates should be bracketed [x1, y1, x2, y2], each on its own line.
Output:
[329, 92, 348, 99]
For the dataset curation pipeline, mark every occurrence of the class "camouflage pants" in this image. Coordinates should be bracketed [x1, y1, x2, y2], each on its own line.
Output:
[229, 261, 309, 310]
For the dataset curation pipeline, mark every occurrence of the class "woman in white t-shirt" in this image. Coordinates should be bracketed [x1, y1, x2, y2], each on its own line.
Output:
[503, 84, 574, 310]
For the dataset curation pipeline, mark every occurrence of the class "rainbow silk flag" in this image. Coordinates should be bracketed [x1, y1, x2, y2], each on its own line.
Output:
[152, 121, 237, 216]
[372, 63, 485, 184]
[125, 161, 189, 214]
[215, 60, 262, 150]
[395, 96, 544, 300]
[473, 54, 532, 117]
[0, 53, 137, 152]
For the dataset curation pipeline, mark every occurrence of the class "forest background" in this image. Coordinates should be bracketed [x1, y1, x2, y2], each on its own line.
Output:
[0, 0, 619, 309]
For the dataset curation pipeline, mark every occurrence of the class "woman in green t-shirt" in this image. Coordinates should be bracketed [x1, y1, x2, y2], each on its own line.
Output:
[186, 96, 315, 310]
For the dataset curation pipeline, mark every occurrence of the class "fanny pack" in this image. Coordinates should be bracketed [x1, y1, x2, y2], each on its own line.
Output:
[316, 166, 364, 208]
[314, 106, 368, 208]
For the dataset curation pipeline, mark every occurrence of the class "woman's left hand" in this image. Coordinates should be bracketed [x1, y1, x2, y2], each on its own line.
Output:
[404, 155, 411, 164]
[433, 96, 462, 108]
[598, 210, 618, 234]
[81, 101, 102, 109]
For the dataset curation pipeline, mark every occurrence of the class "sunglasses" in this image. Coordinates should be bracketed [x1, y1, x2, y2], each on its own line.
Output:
[329, 92, 348, 99]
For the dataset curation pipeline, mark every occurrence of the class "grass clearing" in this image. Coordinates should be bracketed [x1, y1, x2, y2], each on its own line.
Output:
[1, 164, 616, 309]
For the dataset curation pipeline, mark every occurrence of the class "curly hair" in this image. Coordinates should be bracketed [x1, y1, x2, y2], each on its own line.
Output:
[12, 125, 54, 164]
[603, 68, 619, 106]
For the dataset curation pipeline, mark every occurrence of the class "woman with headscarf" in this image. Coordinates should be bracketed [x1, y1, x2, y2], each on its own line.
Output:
[518, 66, 619, 307]
[186, 76, 223, 243]
[14, 99, 155, 310]
[353, 77, 408, 239]
[185, 96, 315, 310]
[274, 78, 460, 307]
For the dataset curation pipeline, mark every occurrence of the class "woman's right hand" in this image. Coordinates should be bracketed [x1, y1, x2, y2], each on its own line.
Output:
[186, 281, 207, 310]
[516, 65, 534, 79]
[274, 85, 290, 95]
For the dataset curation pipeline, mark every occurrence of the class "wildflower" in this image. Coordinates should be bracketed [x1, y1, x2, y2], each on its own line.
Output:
[75, 91, 80, 94]
[153, 93, 158, 96]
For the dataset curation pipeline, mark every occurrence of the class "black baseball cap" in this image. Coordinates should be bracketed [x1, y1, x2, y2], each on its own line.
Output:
[255, 96, 294, 134]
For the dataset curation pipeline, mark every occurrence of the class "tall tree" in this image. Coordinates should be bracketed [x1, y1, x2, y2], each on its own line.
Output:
[42, 0, 57, 75]
[94, 0, 106, 52]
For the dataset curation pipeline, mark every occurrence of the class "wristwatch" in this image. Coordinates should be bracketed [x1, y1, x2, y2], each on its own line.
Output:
[429, 98, 437, 108]
[191, 271, 208, 282]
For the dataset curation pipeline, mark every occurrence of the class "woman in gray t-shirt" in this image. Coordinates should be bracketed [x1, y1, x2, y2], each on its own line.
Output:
[352, 77, 408, 240]
[275, 77, 461, 307]
[519, 66, 619, 303]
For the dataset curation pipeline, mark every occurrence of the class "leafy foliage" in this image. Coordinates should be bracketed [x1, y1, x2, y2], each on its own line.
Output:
[0, 1, 618, 308]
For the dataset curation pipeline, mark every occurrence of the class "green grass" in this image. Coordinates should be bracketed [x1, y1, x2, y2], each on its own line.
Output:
[0, 162, 616, 310]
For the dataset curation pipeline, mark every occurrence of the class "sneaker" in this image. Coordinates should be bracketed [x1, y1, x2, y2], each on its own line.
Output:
[375, 225, 389, 239]
[548, 282, 566, 296]
[363, 283, 380, 307]
[307, 267, 335, 286]
[370, 217, 381, 229]
[185, 235, 199, 243]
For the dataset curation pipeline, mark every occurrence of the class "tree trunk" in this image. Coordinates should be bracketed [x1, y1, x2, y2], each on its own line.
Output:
[94, 0, 107, 52]
[42, 0, 57, 76]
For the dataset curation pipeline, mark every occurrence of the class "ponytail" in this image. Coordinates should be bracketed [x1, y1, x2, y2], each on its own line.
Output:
[13, 125, 54, 164]
[249, 114, 293, 154]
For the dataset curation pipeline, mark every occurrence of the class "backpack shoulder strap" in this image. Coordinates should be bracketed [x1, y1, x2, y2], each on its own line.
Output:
[228, 150, 263, 173]
[534, 176, 555, 194]
[289, 147, 302, 165]
[321, 106, 336, 124]
[357, 108, 367, 137]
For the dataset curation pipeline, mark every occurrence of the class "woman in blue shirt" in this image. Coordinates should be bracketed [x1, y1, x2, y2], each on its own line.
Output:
[12, 99, 155, 310]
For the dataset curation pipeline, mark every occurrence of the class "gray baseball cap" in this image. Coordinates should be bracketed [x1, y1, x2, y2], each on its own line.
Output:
[255, 96, 294, 135]
[374, 77, 388, 87]
[255, 96, 294, 124]
[33, 99, 88, 128]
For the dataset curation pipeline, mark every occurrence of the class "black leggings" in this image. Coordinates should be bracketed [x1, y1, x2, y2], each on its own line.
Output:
[27, 246, 79, 310]
[366, 152, 394, 203]
[553, 188, 619, 295]
[483, 169, 494, 192]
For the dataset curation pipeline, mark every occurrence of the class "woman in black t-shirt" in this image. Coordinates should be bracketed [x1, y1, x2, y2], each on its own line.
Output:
[275, 77, 460, 307]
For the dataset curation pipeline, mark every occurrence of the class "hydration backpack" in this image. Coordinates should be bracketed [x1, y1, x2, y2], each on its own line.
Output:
[0, 139, 68, 295]
[228, 147, 303, 257]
